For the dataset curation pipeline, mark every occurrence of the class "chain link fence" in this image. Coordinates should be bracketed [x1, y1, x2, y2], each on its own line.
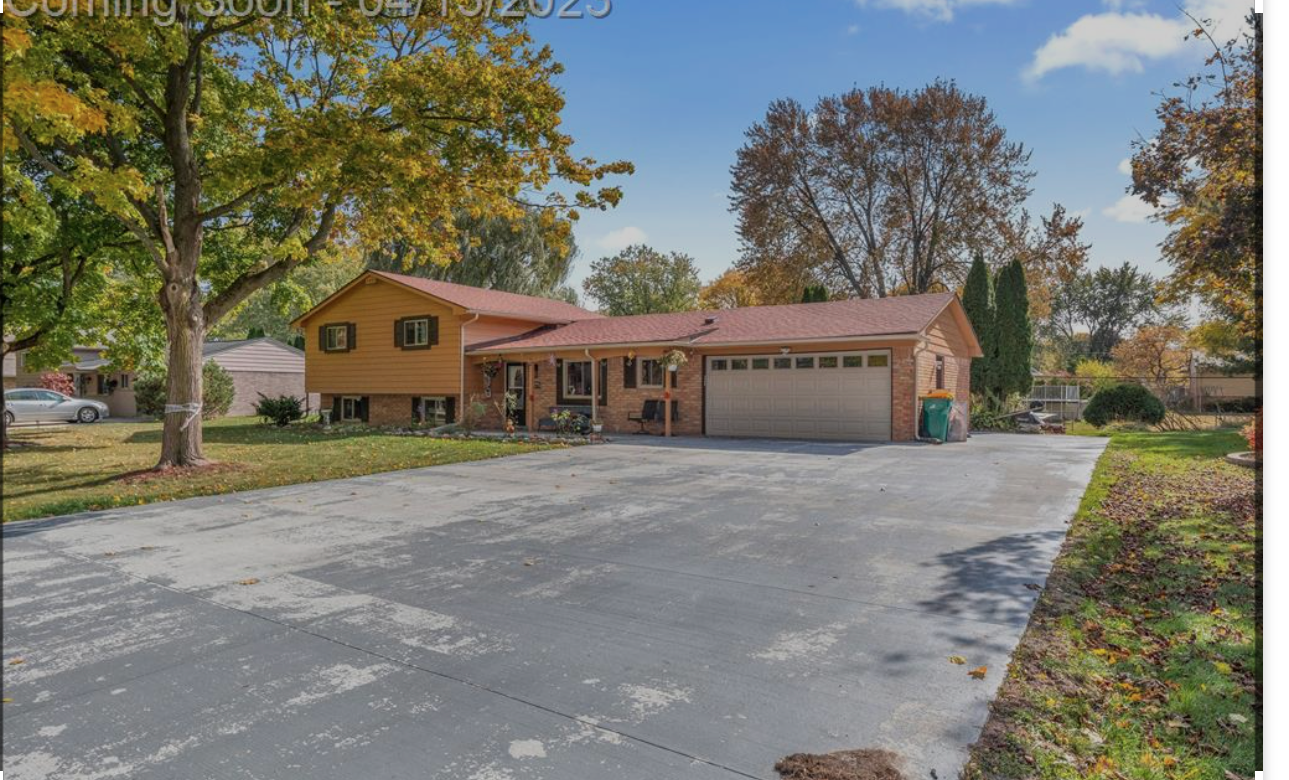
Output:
[1030, 374, 1260, 423]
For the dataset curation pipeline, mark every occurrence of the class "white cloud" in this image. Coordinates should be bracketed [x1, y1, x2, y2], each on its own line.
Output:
[596, 226, 647, 252]
[853, 0, 1021, 23]
[1102, 194, 1155, 223]
[1118, 157, 1133, 176]
[1024, 0, 1249, 82]
[846, 23, 862, 36]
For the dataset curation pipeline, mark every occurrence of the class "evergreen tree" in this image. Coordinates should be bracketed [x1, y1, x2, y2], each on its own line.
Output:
[801, 285, 829, 303]
[994, 259, 1034, 397]
[960, 253, 995, 397]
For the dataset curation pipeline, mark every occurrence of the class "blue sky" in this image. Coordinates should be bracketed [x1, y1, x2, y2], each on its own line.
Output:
[527, 0, 1251, 290]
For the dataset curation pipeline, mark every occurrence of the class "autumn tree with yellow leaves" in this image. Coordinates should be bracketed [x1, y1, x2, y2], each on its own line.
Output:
[2, 7, 630, 467]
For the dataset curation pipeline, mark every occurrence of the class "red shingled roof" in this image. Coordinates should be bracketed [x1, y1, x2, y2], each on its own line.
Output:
[370, 271, 602, 323]
[468, 293, 967, 353]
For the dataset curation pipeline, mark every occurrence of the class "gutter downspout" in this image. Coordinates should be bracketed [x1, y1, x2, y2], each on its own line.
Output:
[461, 313, 480, 417]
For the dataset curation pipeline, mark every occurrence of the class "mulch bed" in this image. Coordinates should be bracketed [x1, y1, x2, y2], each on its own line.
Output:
[775, 749, 907, 780]
[116, 462, 245, 485]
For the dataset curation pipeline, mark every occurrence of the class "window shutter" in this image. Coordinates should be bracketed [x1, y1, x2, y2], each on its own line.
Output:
[430, 316, 440, 346]
[331, 396, 341, 420]
[347, 323, 357, 352]
[411, 396, 420, 423]
[394, 318, 404, 349]
[623, 357, 636, 389]
[318, 326, 326, 352]
[599, 360, 608, 406]
[359, 396, 370, 422]
[670, 366, 680, 390]
[555, 359, 566, 405]
[445, 396, 457, 424]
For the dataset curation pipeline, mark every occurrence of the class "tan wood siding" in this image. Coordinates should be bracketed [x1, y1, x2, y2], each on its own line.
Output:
[466, 316, 545, 348]
[299, 278, 464, 395]
[923, 308, 973, 356]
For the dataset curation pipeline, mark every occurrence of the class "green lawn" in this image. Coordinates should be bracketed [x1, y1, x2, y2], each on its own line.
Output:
[964, 427, 1259, 780]
[2, 417, 560, 522]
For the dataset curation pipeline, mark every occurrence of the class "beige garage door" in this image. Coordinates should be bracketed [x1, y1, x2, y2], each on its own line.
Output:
[705, 351, 892, 441]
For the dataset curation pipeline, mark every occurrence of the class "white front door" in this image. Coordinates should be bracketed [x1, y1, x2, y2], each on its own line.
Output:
[705, 352, 892, 441]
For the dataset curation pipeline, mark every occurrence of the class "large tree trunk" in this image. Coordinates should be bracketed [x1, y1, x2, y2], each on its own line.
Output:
[157, 276, 208, 468]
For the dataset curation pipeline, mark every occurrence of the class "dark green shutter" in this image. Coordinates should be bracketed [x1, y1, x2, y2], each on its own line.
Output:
[599, 360, 608, 406]
[318, 325, 326, 352]
[430, 316, 440, 346]
[411, 397, 420, 423]
[347, 323, 357, 352]
[555, 359, 565, 404]
[445, 396, 457, 424]
[623, 357, 636, 388]
[331, 396, 341, 420]
[394, 318, 404, 348]
[358, 396, 369, 422]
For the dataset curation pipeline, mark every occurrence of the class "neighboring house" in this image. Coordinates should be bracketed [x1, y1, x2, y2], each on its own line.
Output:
[8, 337, 315, 419]
[12, 346, 138, 417]
[2, 351, 16, 390]
[294, 270, 982, 442]
[202, 338, 319, 416]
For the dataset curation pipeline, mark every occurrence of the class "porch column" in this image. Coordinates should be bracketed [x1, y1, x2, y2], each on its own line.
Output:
[664, 365, 673, 438]
[589, 353, 598, 425]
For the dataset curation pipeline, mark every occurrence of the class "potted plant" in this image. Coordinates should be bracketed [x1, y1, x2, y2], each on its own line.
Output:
[590, 417, 604, 434]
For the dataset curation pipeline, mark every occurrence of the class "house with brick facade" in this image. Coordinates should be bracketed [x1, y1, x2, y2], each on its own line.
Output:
[294, 270, 982, 442]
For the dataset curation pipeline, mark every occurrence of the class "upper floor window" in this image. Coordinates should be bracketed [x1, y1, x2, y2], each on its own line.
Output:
[395, 315, 438, 350]
[322, 324, 351, 352]
[404, 318, 430, 348]
[935, 355, 946, 390]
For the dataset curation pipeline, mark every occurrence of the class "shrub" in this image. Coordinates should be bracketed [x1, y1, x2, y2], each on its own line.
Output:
[1243, 410, 1261, 454]
[1083, 382, 1167, 428]
[254, 394, 304, 427]
[201, 361, 235, 419]
[40, 372, 75, 396]
[131, 361, 235, 419]
[134, 374, 166, 417]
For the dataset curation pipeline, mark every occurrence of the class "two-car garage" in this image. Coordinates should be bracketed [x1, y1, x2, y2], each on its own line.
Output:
[704, 351, 893, 442]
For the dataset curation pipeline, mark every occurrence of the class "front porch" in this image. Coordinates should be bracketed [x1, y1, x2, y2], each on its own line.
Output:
[465, 350, 701, 438]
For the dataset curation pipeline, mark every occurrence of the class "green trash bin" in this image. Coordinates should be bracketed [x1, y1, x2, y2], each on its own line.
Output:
[921, 397, 952, 442]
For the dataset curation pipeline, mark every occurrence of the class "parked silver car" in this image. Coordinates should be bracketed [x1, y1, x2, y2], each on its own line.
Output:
[3, 389, 109, 425]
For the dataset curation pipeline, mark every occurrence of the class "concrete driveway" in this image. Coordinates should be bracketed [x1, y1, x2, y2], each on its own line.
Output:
[2, 434, 1106, 780]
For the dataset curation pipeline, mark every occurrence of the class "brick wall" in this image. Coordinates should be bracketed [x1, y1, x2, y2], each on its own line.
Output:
[891, 346, 917, 442]
[320, 392, 459, 427]
[228, 371, 317, 417]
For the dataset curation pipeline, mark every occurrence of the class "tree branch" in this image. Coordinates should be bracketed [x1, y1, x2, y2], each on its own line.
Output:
[201, 203, 338, 327]
[12, 125, 167, 273]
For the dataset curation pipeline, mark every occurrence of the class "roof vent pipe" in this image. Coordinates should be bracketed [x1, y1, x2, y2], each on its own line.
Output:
[703, 316, 718, 326]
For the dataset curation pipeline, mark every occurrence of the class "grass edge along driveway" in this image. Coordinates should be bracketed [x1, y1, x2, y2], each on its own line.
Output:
[2, 417, 561, 523]
[963, 427, 1258, 780]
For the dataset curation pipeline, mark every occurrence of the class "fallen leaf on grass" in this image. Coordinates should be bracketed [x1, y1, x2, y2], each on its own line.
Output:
[948, 656, 966, 665]
[8, 658, 24, 666]
[968, 666, 988, 680]
[238, 578, 260, 586]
